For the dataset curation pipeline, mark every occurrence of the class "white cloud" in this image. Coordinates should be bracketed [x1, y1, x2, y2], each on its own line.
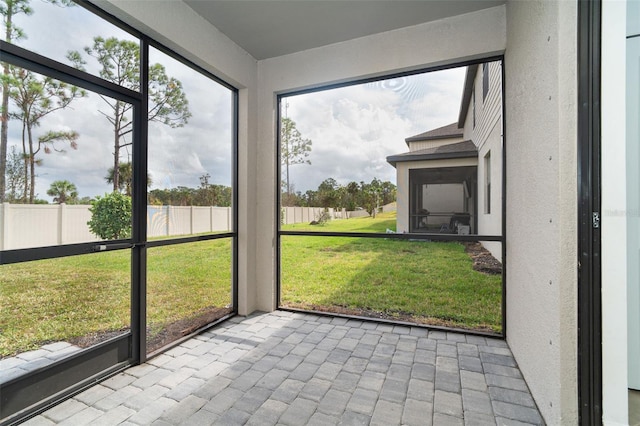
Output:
[5, 1, 233, 202]
[283, 67, 466, 193]
[6, 1, 467, 202]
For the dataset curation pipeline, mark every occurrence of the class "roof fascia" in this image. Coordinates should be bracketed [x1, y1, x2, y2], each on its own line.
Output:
[457, 64, 478, 126]
[387, 150, 478, 167]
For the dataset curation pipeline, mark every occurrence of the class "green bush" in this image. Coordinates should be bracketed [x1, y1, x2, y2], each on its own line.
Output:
[87, 192, 132, 239]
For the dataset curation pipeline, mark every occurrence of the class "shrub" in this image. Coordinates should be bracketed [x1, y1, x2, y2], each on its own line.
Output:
[315, 209, 331, 225]
[87, 192, 132, 239]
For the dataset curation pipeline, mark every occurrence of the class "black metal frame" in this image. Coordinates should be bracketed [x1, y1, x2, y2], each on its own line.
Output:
[0, 0, 239, 422]
[1, 335, 131, 421]
[275, 56, 507, 337]
[500, 59, 508, 337]
[577, 0, 602, 424]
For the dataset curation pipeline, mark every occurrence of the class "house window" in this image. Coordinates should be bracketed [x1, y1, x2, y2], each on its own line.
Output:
[485, 151, 491, 214]
[483, 63, 489, 101]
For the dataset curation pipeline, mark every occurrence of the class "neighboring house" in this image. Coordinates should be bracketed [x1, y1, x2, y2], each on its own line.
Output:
[387, 61, 503, 258]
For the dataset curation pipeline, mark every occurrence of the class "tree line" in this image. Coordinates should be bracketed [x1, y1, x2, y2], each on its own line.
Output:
[148, 174, 231, 207]
[282, 177, 396, 216]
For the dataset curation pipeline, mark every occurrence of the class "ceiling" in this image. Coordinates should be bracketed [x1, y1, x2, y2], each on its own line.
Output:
[184, 1, 506, 60]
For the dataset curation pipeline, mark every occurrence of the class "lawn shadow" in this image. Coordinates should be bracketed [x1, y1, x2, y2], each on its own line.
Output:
[280, 236, 503, 334]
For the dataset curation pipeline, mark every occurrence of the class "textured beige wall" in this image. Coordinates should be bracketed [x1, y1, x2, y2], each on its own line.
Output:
[504, 0, 578, 423]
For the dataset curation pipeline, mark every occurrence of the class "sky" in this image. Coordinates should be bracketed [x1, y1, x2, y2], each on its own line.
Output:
[3, 0, 466, 202]
[283, 70, 465, 193]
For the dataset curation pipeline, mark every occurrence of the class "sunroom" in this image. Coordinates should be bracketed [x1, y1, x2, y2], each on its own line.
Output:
[0, 1, 636, 425]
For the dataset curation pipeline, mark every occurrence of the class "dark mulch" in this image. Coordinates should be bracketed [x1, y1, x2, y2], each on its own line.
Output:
[68, 306, 233, 353]
[281, 303, 498, 334]
[463, 242, 503, 275]
[147, 306, 233, 353]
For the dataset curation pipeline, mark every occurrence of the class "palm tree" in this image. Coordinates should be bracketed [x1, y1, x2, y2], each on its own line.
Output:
[105, 162, 152, 196]
[47, 180, 78, 204]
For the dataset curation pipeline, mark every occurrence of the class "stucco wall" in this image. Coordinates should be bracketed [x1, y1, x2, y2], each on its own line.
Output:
[94, 0, 260, 316]
[504, 1, 578, 423]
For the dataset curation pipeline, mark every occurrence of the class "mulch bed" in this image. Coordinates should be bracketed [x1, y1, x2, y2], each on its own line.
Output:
[146, 306, 233, 353]
[68, 306, 233, 353]
[463, 242, 502, 275]
[280, 302, 498, 334]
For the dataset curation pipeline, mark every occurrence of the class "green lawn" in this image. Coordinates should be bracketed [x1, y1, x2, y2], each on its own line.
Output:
[0, 212, 502, 357]
[280, 212, 502, 333]
[0, 239, 232, 357]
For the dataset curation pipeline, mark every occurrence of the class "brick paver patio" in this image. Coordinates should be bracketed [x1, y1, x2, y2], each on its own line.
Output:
[21, 311, 544, 425]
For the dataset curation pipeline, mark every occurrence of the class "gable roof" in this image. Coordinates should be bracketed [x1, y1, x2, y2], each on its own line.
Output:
[404, 122, 463, 146]
[387, 140, 477, 167]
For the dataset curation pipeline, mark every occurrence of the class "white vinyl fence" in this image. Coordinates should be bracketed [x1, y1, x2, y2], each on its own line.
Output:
[0, 203, 233, 250]
[0, 203, 370, 250]
[280, 207, 373, 224]
[147, 205, 232, 238]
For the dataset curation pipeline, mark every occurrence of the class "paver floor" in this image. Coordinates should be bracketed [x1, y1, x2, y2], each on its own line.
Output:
[22, 311, 544, 425]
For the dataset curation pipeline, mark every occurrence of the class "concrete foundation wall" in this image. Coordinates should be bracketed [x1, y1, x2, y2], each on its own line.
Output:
[504, 1, 578, 423]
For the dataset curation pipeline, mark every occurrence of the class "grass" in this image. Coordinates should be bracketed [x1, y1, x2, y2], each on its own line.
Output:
[280, 212, 502, 333]
[283, 214, 396, 233]
[0, 239, 232, 357]
[0, 212, 502, 357]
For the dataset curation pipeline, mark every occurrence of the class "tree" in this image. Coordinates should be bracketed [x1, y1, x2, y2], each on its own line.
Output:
[317, 178, 339, 208]
[0, 0, 33, 203]
[281, 117, 311, 203]
[8, 67, 84, 203]
[46, 179, 78, 204]
[81, 37, 191, 192]
[105, 162, 151, 196]
[4, 144, 25, 202]
[380, 180, 397, 206]
[87, 192, 132, 239]
[360, 178, 384, 217]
